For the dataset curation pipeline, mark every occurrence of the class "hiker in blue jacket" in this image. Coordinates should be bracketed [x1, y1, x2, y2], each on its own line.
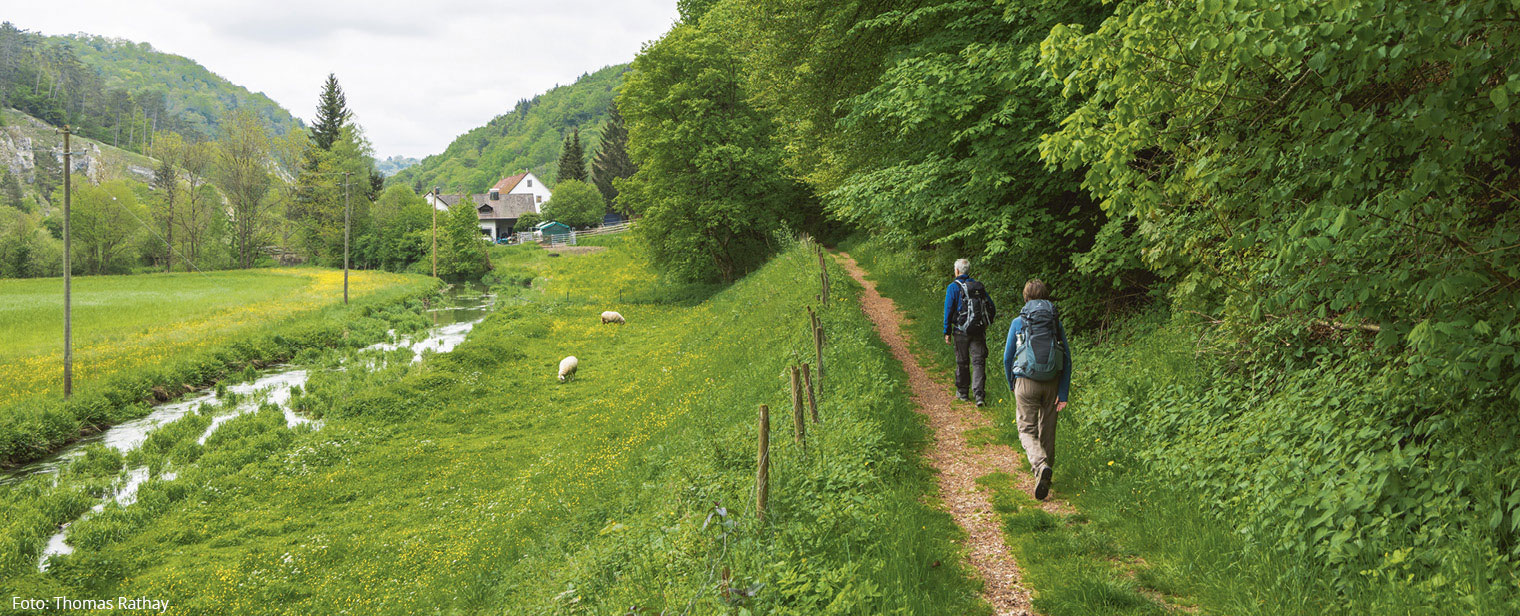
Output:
[1003, 278, 1072, 500]
[943, 259, 996, 406]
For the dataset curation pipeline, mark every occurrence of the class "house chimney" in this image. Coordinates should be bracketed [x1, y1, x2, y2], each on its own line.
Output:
[489, 188, 500, 200]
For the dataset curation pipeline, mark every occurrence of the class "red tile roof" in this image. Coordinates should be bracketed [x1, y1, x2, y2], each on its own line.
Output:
[491, 173, 528, 193]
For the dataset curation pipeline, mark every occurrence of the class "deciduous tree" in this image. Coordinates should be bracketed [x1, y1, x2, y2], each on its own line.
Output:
[540, 179, 603, 228]
[439, 196, 489, 280]
[618, 24, 800, 282]
[216, 109, 272, 268]
[150, 130, 183, 271]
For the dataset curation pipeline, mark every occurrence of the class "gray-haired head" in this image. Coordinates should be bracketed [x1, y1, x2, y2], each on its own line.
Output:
[954, 259, 970, 276]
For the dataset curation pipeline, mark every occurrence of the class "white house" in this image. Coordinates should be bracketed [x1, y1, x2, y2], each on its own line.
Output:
[492, 172, 552, 210]
[425, 172, 553, 241]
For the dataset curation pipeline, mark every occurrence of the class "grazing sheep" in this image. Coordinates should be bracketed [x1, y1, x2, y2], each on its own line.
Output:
[558, 356, 579, 382]
[600, 311, 626, 325]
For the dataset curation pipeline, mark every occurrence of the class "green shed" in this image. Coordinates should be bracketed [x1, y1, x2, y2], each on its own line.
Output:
[535, 221, 572, 235]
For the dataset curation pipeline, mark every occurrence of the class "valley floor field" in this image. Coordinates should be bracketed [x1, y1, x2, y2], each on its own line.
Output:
[0, 268, 423, 404]
[3, 236, 989, 614]
[0, 268, 437, 468]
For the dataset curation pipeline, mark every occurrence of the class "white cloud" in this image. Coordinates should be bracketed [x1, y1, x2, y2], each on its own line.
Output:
[8, 0, 678, 157]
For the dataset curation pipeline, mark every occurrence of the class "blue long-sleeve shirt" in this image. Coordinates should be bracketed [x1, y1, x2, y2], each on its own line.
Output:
[943, 275, 995, 335]
[1002, 305, 1073, 402]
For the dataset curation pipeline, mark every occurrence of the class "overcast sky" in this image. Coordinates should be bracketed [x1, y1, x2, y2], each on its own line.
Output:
[7, 0, 679, 158]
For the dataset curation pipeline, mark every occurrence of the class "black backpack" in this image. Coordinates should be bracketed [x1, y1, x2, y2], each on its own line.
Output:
[955, 280, 995, 335]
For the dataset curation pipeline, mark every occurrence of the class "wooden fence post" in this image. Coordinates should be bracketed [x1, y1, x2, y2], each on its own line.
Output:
[757, 404, 770, 523]
[789, 365, 803, 432]
[814, 325, 825, 390]
[818, 252, 830, 305]
[792, 371, 807, 448]
[803, 362, 819, 424]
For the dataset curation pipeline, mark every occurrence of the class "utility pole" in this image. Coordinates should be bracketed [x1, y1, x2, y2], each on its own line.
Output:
[343, 171, 352, 304]
[61, 126, 73, 398]
[431, 186, 439, 278]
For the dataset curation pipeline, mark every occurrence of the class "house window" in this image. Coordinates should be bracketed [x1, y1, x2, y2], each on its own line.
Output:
[527, 179, 533, 187]
[537, 196, 543, 203]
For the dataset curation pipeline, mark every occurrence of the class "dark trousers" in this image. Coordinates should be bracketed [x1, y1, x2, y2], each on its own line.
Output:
[954, 331, 988, 401]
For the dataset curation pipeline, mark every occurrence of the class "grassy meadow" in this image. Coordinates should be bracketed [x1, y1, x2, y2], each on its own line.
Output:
[3, 236, 987, 614]
[0, 268, 438, 466]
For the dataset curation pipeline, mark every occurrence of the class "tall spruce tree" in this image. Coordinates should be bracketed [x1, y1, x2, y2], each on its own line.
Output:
[556, 128, 587, 183]
[591, 106, 636, 208]
[0, 168, 24, 211]
[310, 73, 349, 152]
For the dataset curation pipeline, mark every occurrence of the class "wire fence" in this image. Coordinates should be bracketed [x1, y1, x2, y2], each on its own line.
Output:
[515, 219, 636, 246]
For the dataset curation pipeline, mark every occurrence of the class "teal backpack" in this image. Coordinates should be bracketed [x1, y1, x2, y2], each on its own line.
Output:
[1013, 300, 1065, 382]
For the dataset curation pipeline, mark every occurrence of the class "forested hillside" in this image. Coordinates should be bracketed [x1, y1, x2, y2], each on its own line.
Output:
[612, 0, 1520, 612]
[57, 34, 304, 140]
[0, 23, 302, 152]
[388, 64, 626, 193]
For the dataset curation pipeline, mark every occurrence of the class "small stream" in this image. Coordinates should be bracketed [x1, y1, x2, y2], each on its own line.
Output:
[2, 284, 495, 571]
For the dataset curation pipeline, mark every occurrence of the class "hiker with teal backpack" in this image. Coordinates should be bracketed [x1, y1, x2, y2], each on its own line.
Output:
[1003, 278, 1072, 500]
[943, 259, 997, 407]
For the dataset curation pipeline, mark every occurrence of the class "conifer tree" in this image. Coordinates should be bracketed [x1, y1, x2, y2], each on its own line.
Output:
[591, 106, 636, 208]
[310, 73, 349, 152]
[0, 168, 24, 211]
[556, 128, 587, 183]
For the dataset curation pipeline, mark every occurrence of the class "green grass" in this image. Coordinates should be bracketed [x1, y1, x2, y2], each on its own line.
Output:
[0, 267, 438, 466]
[846, 235, 1520, 616]
[1, 236, 987, 614]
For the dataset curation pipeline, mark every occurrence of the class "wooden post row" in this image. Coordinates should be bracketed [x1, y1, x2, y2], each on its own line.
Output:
[757, 404, 770, 523]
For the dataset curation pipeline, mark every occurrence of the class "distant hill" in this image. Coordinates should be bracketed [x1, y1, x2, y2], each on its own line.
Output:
[0, 23, 303, 154]
[375, 155, 419, 177]
[390, 64, 627, 193]
[55, 33, 305, 140]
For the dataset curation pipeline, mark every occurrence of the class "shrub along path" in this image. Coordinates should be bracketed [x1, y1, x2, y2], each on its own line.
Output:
[836, 251, 1075, 616]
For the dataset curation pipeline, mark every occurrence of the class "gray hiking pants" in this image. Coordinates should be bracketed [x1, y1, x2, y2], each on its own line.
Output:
[954, 331, 987, 401]
[1015, 377, 1060, 471]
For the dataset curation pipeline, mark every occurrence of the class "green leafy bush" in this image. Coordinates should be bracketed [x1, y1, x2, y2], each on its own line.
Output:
[1041, 1, 1520, 402]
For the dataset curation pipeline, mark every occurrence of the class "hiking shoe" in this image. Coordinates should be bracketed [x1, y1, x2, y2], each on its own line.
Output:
[975, 399, 985, 407]
[954, 393, 969, 402]
[1034, 465, 1053, 500]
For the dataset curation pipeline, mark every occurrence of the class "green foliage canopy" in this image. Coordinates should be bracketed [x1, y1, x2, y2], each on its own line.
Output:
[439, 197, 490, 280]
[513, 211, 542, 233]
[1040, 0, 1520, 402]
[541, 179, 603, 228]
[618, 25, 803, 282]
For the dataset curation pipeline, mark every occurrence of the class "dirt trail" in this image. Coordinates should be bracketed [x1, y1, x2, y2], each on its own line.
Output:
[834, 252, 1070, 616]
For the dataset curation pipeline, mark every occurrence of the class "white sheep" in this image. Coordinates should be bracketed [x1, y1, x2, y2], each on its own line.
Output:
[600, 311, 626, 324]
[558, 356, 579, 382]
